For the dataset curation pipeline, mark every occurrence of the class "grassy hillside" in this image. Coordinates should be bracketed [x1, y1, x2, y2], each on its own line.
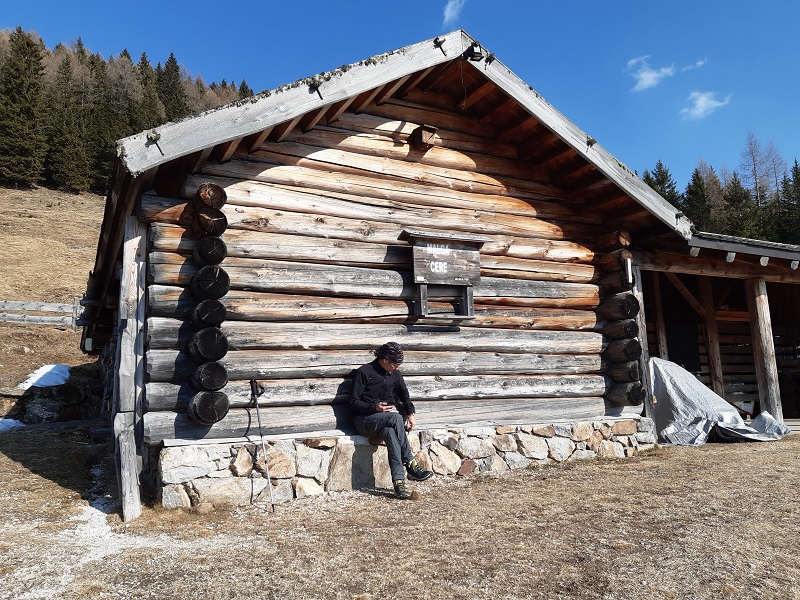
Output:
[0, 187, 104, 387]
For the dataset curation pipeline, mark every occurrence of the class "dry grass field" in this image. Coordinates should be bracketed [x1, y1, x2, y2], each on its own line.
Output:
[1, 187, 799, 599]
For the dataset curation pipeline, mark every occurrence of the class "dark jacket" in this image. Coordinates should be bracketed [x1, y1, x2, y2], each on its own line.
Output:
[349, 359, 415, 416]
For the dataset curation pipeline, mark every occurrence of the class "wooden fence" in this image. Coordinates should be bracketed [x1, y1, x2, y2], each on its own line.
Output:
[0, 298, 81, 331]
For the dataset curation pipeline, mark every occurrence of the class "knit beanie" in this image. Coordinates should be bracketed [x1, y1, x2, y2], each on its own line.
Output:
[375, 341, 404, 365]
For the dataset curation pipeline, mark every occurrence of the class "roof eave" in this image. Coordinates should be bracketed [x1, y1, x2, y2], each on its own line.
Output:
[117, 31, 469, 177]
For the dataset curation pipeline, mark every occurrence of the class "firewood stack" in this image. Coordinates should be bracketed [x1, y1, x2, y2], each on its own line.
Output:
[185, 182, 231, 424]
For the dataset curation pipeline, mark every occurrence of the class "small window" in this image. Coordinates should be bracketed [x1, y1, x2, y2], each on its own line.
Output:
[400, 228, 490, 319]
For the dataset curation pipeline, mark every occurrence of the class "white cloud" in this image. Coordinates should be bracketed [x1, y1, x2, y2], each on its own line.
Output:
[626, 56, 675, 91]
[443, 0, 467, 26]
[682, 58, 707, 72]
[680, 91, 732, 119]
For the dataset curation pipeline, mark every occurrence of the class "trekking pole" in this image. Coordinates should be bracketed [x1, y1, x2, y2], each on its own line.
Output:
[250, 378, 276, 513]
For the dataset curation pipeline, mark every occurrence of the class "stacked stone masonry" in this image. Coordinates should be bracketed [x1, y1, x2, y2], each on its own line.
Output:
[159, 417, 657, 509]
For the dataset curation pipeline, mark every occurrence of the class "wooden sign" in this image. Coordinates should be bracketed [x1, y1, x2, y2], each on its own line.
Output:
[412, 242, 481, 285]
[401, 228, 489, 286]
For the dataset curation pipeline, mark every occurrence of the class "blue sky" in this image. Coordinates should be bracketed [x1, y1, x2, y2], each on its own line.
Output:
[4, 0, 798, 189]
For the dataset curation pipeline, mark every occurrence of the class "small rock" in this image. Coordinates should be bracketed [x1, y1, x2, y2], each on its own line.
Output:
[532, 424, 556, 438]
[547, 437, 575, 462]
[455, 436, 494, 459]
[516, 433, 548, 460]
[502, 451, 532, 470]
[304, 437, 338, 449]
[491, 434, 517, 453]
[231, 447, 254, 477]
[294, 477, 324, 498]
[429, 441, 461, 475]
[495, 425, 516, 435]
[457, 459, 476, 476]
[571, 421, 594, 442]
[194, 502, 215, 515]
[611, 420, 638, 436]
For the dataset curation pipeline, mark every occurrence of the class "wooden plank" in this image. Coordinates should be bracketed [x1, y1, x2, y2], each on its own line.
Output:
[145, 317, 605, 353]
[142, 397, 608, 444]
[631, 266, 654, 417]
[148, 225, 599, 281]
[146, 349, 606, 384]
[745, 278, 783, 420]
[0, 313, 73, 327]
[375, 75, 411, 105]
[147, 285, 601, 330]
[0, 300, 77, 313]
[114, 411, 141, 522]
[651, 272, 669, 360]
[188, 147, 214, 174]
[634, 250, 800, 285]
[664, 272, 706, 319]
[698, 276, 725, 398]
[147, 260, 601, 307]
[460, 81, 495, 110]
[299, 107, 329, 132]
[146, 373, 608, 412]
[247, 143, 574, 205]
[116, 217, 147, 413]
[279, 126, 566, 187]
[332, 111, 519, 159]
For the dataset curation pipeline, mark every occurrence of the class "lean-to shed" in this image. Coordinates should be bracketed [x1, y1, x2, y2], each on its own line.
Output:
[80, 31, 798, 520]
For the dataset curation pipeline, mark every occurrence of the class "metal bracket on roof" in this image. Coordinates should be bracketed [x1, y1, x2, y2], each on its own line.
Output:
[433, 36, 447, 56]
[146, 130, 164, 156]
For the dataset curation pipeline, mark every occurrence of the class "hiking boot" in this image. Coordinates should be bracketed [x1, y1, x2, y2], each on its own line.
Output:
[405, 458, 433, 482]
[393, 479, 411, 499]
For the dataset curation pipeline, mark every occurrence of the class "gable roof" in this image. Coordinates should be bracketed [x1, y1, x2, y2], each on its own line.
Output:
[118, 29, 692, 240]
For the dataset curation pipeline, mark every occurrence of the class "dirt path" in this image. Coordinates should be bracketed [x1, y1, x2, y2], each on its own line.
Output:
[1, 423, 798, 600]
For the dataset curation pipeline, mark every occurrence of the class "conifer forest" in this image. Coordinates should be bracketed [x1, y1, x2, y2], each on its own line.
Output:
[1, 26, 799, 245]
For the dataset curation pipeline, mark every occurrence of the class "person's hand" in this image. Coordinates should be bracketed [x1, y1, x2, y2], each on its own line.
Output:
[375, 402, 396, 413]
[405, 413, 416, 431]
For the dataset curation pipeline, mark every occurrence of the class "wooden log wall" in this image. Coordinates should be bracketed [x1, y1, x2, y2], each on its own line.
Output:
[139, 101, 647, 443]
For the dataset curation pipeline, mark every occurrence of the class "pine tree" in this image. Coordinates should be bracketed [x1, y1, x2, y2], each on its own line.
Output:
[776, 160, 800, 244]
[0, 27, 48, 187]
[642, 160, 683, 208]
[156, 52, 190, 121]
[135, 52, 165, 130]
[722, 172, 759, 238]
[44, 56, 89, 191]
[238, 79, 254, 98]
[683, 168, 711, 231]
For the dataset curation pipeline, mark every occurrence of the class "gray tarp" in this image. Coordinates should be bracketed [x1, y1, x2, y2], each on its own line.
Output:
[649, 357, 790, 445]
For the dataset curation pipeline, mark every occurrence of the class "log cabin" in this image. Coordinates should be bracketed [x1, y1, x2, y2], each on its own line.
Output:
[79, 31, 800, 520]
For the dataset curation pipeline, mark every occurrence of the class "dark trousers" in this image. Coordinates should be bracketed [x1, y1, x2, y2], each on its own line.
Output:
[354, 412, 414, 481]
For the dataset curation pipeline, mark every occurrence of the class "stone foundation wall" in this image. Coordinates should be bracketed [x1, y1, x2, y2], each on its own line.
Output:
[158, 417, 657, 509]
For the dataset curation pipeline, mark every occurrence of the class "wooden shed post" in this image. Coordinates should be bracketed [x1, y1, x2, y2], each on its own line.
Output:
[113, 216, 146, 521]
[745, 278, 783, 421]
[651, 272, 669, 360]
[697, 277, 725, 398]
[632, 266, 654, 417]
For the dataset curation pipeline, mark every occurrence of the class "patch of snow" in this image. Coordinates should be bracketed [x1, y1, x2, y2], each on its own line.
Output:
[16, 364, 71, 390]
[0, 418, 25, 432]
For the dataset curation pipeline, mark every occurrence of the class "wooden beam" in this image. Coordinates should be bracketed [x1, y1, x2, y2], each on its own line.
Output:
[349, 89, 383, 114]
[663, 272, 706, 319]
[298, 107, 329, 132]
[211, 138, 241, 163]
[745, 278, 783, 420]
[698, 277, 725, 398]
[270, 115, 304, 142]
[188, 148, 213, 174]
[651, 272, 669, 360]
[634, 250, 800, 285]
[324, 97, 356, 124]
[501, 116, 538, 141]
[394, 66, 435, 98]
[242, 128, 274, 153]
[375, 75, 412, 105]
[113, 216, 146, 522]
[460, 81, 495, 110]
[478, 97, 516, 126]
